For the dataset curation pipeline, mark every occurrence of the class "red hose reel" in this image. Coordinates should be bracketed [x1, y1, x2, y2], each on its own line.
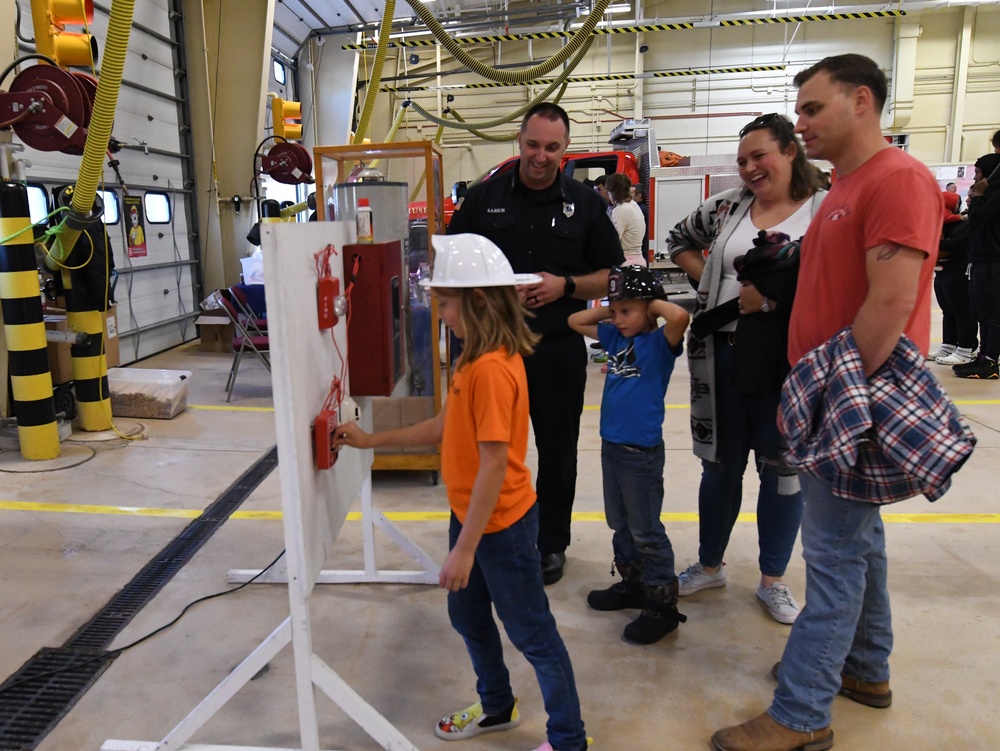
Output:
[0, 64, 100, 154]
[261, 142, 314, 185]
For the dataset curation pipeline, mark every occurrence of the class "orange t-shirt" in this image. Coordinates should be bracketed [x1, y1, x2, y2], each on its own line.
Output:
[788, 147, 942, 364]
[441, 348, 536, 534]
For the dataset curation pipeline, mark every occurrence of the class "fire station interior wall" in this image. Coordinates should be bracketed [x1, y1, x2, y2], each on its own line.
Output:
[330, 4, 1000, 191]
[7, 1, 199, 365]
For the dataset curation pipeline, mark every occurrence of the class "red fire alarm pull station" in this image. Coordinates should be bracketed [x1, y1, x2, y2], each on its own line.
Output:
[344, 240, 405, 396]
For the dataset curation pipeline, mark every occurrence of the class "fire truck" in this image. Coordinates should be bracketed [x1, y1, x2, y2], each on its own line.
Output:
[408, 118, 693, 297]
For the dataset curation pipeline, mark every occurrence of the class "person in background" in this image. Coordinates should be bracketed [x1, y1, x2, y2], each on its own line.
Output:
[946, 181, 958, 194]
[666, 113, 829, 625]
[569, 265, 690, 644]
[334, 234, 588, 751]
[447, 102, 624, 585]
[593, 174, 611, 215]
[712, 53, 943, 751]
[930, 190, 976, 365]
[992, 129, 1000, 154]
[632, 186, 651, 260]
[607, 173, 647, 267]
[953, 152, 1000, 380]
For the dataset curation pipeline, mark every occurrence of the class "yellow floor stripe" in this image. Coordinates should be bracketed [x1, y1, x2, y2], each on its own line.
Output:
[1, 501, 998, 524]
[584, 399, 1000, 411]
[188, 404, 275, 412]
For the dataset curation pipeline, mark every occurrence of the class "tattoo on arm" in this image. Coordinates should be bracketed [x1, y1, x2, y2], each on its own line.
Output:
[876, 244, 902, 261]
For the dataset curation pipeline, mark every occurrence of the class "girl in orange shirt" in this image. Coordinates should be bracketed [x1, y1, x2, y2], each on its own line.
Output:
[335, 234, 589, 751]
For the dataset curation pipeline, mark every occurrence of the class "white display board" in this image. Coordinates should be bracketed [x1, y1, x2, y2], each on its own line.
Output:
[103, 222, 429, 751]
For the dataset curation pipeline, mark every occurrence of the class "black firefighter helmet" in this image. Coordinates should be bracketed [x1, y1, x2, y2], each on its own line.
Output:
[607, 264, 666, 302]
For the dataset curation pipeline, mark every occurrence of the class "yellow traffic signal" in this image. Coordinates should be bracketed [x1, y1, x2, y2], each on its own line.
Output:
[271, 97, 303, 140]
[30, 0, 98, 69]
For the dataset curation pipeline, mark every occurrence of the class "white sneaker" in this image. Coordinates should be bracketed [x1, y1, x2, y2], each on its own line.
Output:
[927, 345, 955, 360]
[936, 350, 974, 365]
[757, 582, 800, 624]
[677, 562, 727, 596]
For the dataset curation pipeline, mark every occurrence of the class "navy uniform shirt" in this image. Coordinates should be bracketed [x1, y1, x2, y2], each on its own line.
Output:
[448, 166, 624, 334]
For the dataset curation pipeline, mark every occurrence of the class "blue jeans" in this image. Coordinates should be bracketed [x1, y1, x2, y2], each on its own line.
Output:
[601, 439, 675, 585]
[448, 505, 586, 751]
[697, 337, 803, 577]
[769, 474, 893, 731]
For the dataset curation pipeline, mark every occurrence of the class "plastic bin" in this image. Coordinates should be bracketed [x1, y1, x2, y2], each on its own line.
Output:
[108, 368, 192, 419]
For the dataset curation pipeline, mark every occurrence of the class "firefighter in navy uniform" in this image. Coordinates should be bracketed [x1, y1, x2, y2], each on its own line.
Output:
[447, 102, 624, 585]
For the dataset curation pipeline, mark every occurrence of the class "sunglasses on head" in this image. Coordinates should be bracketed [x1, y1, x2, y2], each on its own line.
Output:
[739, 113, 794, 139]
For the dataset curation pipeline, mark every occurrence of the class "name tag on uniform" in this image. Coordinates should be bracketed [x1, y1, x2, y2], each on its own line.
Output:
[563, 202, 575, 218]
[487, 207, 505, 214]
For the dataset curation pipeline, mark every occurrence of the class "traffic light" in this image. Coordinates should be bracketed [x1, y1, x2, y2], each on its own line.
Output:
[30, 0, 99, 69]
[271, 97, 303, 140]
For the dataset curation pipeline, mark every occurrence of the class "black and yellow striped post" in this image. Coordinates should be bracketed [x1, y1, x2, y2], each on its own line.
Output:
[51, 185, 114, 431]
[62, 266, 112, 431]
[0, 182, 61, 459]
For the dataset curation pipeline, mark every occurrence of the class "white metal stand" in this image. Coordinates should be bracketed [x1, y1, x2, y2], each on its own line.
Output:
[103, 223, 427, 751]
[227, 475, 440, 585]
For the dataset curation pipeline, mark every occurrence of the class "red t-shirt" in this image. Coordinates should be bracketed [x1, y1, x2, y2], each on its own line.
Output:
[441, 348, 536, 534]
[788, 147, 942, 364]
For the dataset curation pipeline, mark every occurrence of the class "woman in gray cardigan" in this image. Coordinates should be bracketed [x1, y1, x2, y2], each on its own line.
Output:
[666, 114, 829, 624]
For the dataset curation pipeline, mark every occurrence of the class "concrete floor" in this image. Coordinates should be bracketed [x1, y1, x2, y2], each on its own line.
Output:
[1, 317, 998, 751]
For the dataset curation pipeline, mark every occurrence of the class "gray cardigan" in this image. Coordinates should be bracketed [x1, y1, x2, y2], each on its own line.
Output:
[666, 187, 827, 462]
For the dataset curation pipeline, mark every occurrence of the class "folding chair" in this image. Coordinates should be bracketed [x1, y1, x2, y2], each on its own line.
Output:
[228, 283, 268, 333]
[218, 288, 270, 402]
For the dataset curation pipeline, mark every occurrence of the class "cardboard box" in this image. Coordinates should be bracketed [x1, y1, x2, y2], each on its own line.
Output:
[104, 305, 120, 368]
[195, 312, 234, 353]
[44, 314, 74, 385]
[373, 396, 437, 454]
[108, 368, 192, 419]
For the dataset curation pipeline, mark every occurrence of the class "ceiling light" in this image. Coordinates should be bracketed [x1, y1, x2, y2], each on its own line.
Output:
[607, 3, 632, 13]
[389, 29, 434, 40]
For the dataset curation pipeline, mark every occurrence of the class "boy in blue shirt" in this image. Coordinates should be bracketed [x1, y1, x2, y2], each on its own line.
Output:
[568, 265, 690, 644]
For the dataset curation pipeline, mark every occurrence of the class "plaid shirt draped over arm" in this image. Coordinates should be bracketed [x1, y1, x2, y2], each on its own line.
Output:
[779, 327, 977, 503]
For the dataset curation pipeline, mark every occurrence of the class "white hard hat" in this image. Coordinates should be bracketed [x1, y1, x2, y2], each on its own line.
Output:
[421, 234, 542, 288]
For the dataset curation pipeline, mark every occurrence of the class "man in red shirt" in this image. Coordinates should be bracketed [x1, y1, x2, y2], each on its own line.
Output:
[712, 54, 942, 751]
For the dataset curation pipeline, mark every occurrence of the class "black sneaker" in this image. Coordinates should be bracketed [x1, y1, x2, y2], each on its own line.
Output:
[953, 356, 985, 375]
[957, 358, 999, 379]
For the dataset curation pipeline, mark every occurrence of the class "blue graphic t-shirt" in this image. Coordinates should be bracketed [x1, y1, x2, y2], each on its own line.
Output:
[597, 322, 683, 447]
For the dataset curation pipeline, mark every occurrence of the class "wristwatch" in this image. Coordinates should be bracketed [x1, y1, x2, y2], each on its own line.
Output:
[760, 298, 771, 313]
[563, 275, 576, 297]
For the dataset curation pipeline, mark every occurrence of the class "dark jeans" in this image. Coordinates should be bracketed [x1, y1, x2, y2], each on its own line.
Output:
[970, 261, 1000, 360]
[697, 336, 803, 577]
[601, 439, 676, 585]
[447, 505, 587, 751]
[524, 332, 587, 555]
[934, 262, 978, 349]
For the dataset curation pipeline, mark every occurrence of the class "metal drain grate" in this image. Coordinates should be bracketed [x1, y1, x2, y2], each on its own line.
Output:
[0, 648, 116, 751]
[0, 446, 279, 749]
[66, 446, 278, 651]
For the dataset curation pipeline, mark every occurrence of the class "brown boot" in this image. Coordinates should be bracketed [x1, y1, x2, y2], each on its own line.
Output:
[711, 712, 833, 751]
[839, 674, 892, 708]
[771, 662, 892, 709]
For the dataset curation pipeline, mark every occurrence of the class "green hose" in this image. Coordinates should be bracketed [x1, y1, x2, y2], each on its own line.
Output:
[353, 0, 396, 144]
[408, 0, 611, 84]
[46, 0, 135, 269]
[438, 79, 571, 141]
[406, 35, 590, 133]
